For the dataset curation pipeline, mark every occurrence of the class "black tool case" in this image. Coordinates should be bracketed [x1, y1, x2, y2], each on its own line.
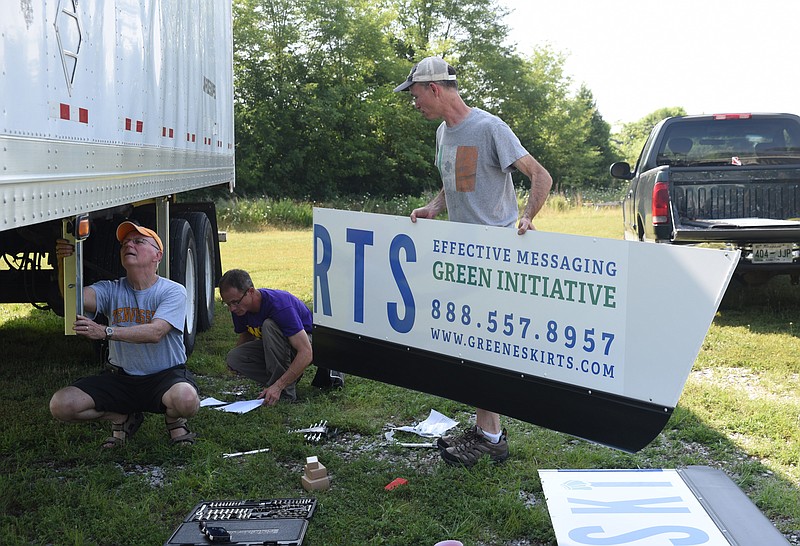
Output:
[164, 498, 317, 546]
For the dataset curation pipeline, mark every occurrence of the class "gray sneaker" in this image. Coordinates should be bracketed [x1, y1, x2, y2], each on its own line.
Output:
[441, 428, 509, 467]
[436, 425, 481, 451]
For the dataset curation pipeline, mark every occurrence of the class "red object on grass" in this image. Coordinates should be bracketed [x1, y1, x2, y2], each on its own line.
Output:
[384, 478, 408, 491]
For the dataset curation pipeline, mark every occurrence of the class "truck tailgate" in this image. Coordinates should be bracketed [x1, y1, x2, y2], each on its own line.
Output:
[674, 218, 800, 242]
[671, 167, 800, 242]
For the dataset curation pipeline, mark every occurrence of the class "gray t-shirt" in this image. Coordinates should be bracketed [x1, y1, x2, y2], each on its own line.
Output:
[435, 107, 528, 227]
[91, 276, 187, 375]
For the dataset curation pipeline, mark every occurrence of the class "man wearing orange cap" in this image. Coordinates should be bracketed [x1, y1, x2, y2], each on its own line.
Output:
[49, 221, 200, 448]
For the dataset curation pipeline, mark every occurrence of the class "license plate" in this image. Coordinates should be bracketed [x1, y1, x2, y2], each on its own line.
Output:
[752, 243, 794, 263]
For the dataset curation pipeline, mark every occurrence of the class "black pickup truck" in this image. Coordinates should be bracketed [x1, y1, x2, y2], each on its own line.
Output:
[611, 113, 800, 284]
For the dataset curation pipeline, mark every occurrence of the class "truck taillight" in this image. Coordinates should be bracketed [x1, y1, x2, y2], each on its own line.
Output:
[652, 182, 669, 224]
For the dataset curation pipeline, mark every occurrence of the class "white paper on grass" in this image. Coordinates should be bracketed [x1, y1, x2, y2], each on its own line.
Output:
[212, 399, 263, 414]
[200, 397, 228, 407]
[392, 409, 458, 438]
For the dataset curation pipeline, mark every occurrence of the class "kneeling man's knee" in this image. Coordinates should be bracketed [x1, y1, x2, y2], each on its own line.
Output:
[49, 387, 85, 422]
[165, 382, 200, 417]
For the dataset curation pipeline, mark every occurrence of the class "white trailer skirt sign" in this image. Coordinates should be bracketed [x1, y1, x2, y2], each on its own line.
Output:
[540, 469, 729, 545]
[539, 468, 789, 545]
[312, 208, 738, 452]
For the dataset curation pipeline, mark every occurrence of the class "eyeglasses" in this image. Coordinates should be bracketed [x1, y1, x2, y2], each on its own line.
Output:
[222, 290, 248, 309]
[122, 237, 160, 251]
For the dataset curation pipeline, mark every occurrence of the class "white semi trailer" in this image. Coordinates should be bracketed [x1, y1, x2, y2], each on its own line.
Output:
[1, 0, 235, 354]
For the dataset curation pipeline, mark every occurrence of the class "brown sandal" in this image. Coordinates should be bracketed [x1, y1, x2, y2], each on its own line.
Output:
[100, 436, 125, 449]
[166, 417, 197, 446]
[101, 412, 144, 449]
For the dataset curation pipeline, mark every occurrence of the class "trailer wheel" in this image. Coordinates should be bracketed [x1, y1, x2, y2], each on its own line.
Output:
[183, 212, 215, 332]
[169, 218, 198, 355]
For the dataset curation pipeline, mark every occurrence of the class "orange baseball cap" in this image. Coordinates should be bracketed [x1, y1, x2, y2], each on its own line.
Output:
[116, 221, 164, 252]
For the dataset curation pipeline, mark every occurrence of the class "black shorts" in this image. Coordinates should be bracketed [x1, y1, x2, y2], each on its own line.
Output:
[72, 365, 198, 415]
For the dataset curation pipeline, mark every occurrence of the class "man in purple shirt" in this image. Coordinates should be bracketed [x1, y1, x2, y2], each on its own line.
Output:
[218, 269, 342, 405]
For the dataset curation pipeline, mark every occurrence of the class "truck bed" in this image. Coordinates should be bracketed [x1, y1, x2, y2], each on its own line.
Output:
[670, 167, 800, 242]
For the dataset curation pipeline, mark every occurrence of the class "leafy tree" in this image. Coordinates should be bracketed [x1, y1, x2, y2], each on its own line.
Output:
[493, 49, 610, 193]
[577, 85, 622, 184]
[233, 0, 307, 196]
[231, 0, 622, 200]
[234, 0, 441, 200]
[613, 106, 687, 166]
[388, 0, 511, 63]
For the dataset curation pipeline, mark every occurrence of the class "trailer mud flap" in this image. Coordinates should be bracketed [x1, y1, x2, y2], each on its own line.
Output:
[314, 326, 671, 453]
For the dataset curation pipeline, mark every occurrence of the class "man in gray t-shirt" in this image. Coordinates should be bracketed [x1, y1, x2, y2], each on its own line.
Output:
[396, 56, 553, 467]
[49, 221, 200, 449]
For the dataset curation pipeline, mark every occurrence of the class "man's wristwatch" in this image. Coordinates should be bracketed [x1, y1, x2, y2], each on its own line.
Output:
[105, 326, 114, 340]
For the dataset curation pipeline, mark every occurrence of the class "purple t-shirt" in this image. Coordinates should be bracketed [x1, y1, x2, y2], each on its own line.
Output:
[231, 288, 312, 339]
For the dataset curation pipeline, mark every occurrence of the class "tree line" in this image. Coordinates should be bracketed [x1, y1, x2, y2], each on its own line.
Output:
[232, 0, 663, 201]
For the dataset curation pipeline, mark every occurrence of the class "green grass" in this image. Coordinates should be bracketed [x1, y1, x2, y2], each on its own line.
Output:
[535, 202, 622, 240]
[1, 202, 799, 545]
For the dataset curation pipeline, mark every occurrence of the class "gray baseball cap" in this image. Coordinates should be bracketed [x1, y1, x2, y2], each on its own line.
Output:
[393, 56, 457, 92]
